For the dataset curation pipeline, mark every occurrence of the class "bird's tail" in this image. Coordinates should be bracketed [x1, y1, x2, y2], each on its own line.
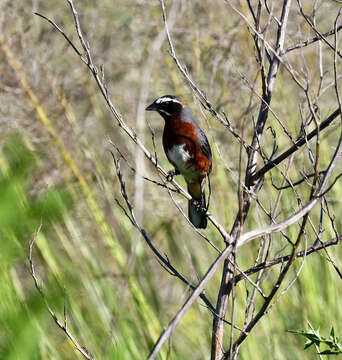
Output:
[188, 182, 207, 229]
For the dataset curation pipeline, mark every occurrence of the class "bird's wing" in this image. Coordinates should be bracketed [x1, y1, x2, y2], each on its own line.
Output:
[197, 128, 212, 173]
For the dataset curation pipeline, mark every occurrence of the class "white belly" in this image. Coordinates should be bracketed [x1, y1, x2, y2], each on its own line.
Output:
[167, 144, 197, 180]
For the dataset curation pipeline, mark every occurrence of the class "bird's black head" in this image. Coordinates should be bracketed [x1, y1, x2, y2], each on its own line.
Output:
[145, 95, 185, 119]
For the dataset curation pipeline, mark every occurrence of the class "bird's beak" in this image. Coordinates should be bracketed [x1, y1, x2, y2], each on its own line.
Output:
[145, 102, 158, 111]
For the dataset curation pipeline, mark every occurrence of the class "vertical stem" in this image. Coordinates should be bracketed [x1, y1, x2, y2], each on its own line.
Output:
[210, 1, 292, 359]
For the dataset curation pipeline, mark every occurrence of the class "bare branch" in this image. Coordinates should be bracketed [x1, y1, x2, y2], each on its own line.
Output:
[234, 235, 341, 283]
[297, 0, 342, 59]
[34, 12, 83, 59]
[284, 24, 342, 54]
[212, 2, 294, 358]
[250, 108, 341, 185]
[147, 144, 341, 358]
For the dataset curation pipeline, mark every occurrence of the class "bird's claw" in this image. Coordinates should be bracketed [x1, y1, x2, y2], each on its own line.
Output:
[166, 171, 175, 182]
[191, 199, 206, 212]
[166, 169, 180, 182]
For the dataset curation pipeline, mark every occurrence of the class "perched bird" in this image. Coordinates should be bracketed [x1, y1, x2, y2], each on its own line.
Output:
[146, 95, 212, 228]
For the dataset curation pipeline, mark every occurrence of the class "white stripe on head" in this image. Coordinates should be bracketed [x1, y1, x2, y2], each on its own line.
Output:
[158, 109, 171, 116]
[156, 97, 181, 105]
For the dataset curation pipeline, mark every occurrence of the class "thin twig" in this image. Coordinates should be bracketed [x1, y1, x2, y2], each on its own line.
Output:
[234, 235, 341, 283]
[159, 0, 250, 151]
[284, 24, 342, 54]
[250, 108, 341, 185]
[28, 223, 94, 360]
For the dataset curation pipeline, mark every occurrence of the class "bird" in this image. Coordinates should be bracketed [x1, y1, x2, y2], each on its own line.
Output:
[146, 95, 212, 228]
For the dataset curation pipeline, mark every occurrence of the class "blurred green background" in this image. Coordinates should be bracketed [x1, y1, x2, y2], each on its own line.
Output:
[1, 0, 342, 359]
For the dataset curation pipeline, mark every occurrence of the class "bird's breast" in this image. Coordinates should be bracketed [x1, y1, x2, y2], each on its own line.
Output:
[167, 144, 197, 180]
[167, 143, 191, 169]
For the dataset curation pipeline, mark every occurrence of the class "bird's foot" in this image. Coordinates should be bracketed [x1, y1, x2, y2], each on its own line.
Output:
[166, 171, 175, 182]
[166, 169, 180, 182]
[191, 199, 206, 212]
